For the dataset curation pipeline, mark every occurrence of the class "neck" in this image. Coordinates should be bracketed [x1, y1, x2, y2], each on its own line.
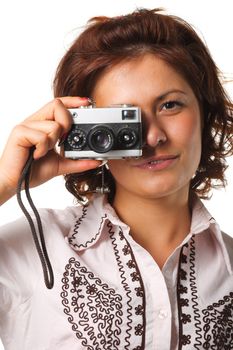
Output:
[112, 187, 191, 268]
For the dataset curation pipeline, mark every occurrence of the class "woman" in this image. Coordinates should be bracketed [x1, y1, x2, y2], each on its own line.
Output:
[0, 8, 232, 350]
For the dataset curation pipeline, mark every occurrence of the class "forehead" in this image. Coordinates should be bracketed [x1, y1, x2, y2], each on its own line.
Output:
[92, 54, 195, 104]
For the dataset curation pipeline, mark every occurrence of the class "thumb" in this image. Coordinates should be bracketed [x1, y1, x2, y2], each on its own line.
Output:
[57, 156, 102, 176]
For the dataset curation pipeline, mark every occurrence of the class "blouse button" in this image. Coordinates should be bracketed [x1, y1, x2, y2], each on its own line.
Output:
[158, 309, 168, 319]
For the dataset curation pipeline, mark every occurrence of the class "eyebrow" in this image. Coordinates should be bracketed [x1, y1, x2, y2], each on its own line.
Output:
[106, 90, 188, 107]
[156, 89, 187, 101]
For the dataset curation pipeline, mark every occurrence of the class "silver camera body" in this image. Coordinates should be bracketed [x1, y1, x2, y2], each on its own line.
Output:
[64, 105, 142, 159]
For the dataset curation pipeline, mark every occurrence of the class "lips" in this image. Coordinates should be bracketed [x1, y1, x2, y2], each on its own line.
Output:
[130, 154, 179, 170]
[132, 154, 178, 165]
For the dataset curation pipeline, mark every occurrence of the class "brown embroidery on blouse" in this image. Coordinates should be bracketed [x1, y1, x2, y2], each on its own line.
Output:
[69, 209, 107, 250]
[108, 222, 146, 349]
[177, 236, 233, 349]
[68, 205, 88, 249]
[61, 257, 123, 349]
[61, 217, 146, 349]
[202, 293, 233, 349]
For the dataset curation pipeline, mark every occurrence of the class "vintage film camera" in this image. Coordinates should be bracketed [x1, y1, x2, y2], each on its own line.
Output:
[64, 105, 142, 159]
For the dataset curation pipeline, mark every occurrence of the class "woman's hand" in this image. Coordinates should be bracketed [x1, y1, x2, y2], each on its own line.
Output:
[0, 97, 101, 204]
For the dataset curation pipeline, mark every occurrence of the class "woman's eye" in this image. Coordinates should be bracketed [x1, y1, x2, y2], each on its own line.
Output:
[161, 100, 183, 111]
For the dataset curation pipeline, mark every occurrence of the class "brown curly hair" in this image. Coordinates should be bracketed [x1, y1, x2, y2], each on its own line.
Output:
[53, 8, 233, 204]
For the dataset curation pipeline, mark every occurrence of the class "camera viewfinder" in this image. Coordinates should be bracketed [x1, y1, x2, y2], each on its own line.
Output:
[122, 109, 136, 120]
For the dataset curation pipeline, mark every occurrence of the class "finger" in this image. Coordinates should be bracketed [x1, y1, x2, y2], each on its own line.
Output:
[57, 96, 91, 108]
[25, 97, 90, 133]
[8, 124, 51, 159]
[21, 120, 62, 148]
[56, 156, 102, 176]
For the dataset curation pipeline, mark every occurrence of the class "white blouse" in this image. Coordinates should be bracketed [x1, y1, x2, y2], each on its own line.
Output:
[0, 194, 232, 350]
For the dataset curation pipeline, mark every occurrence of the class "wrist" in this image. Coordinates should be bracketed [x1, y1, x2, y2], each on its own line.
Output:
[0, 175, 16, 205]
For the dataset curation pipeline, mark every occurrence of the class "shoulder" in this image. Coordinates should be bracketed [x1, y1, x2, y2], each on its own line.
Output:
[0, 205, 84, 302]
[0, 206, 82, 240]
[0, 205, 84, 263]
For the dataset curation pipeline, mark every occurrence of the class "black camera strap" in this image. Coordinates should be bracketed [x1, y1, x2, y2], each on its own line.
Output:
[16, 147, 54, 289]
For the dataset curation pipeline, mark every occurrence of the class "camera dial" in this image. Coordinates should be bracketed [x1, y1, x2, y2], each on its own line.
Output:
[67, 128, 86, 150]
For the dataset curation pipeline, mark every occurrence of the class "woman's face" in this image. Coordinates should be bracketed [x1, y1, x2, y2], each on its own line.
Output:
[92, 54, 202, 200]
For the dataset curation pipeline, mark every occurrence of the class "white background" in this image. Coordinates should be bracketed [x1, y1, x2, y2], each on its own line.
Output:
[0, 0, 232, 348]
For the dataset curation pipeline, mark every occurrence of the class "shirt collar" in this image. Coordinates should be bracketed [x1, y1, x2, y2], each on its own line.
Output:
[188, 194, 232, 275]
[67, 194, 232, 274]
[66, 194, 127, 251]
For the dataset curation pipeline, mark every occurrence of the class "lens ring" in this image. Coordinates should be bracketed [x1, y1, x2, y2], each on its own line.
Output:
[88, 126, 114, 153]
[67, 128, 87, 150]
[117, 127, 138, 148]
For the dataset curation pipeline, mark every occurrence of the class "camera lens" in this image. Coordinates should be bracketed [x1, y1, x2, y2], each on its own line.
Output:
[117, 128, 138, 148]
[67, 128, 86, 150]
[88, 126, 114, 153]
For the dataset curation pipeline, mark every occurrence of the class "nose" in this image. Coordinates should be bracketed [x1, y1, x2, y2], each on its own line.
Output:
[142, 117, 167, 148]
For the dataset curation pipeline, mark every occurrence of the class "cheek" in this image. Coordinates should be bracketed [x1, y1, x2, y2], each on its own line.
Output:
[170, 113, 202, 182]
[107, 160, 132, 186]
[108, 160, 125, 175]
[168, 113, 202, 153]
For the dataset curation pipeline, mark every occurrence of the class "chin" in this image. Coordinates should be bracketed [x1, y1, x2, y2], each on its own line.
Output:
[130, 175, 190, 199]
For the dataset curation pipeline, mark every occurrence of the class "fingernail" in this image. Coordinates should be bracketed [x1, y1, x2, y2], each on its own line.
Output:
[79, 97, 96, 106]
